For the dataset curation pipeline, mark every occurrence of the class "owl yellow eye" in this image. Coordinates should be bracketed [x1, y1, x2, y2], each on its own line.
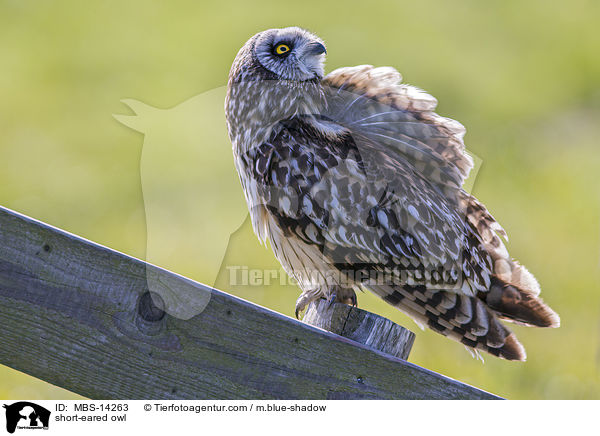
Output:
[275, 44, 291, 55]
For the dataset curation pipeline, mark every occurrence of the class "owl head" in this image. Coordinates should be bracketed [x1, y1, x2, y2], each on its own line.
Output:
[249, 27, 327, 81]
[226, 27, 329, 146]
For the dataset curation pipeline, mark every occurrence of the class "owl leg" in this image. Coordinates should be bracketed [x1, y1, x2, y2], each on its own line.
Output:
[295, 286, 358, 318]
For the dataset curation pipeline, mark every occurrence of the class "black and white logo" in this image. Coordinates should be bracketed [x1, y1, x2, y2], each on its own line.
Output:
[3, 402, 50, 434]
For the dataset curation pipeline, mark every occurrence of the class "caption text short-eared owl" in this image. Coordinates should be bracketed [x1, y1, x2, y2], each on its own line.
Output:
[225, 27, 559, 361]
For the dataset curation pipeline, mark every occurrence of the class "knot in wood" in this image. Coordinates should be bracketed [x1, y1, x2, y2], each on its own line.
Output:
[137, 291, 165, 323]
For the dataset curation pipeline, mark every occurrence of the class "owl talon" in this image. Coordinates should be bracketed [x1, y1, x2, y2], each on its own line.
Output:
[295, 290, 323, 319]
[327, 292, 338, 308]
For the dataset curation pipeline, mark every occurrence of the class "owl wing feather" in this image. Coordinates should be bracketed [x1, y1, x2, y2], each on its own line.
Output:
[323, 65, 473, 194]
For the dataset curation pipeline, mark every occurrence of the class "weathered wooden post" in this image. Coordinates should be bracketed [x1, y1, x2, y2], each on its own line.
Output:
[303, 300, 415, 360]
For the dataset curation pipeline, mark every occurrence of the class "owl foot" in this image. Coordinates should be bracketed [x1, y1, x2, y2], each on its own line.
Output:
[295, 288, 324, 319]
[296, 287, 358, 318]
[330, 286, 358, 307]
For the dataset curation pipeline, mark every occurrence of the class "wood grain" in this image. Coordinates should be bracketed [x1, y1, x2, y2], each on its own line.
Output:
[0, 206, 500, 399]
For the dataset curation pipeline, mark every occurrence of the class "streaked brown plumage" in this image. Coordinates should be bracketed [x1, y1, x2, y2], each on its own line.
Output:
[225, 27, 559, 361]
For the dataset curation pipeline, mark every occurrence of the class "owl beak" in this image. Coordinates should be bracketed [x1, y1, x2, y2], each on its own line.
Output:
[307, 42, 327, 56]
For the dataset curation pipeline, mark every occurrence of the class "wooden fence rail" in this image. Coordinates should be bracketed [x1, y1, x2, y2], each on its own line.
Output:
[0, 206, 499, 399]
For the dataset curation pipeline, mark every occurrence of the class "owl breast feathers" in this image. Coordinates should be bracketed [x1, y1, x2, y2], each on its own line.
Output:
[225, 27, 559, 361]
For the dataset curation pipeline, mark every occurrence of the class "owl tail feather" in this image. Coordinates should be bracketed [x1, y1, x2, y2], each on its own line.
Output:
[460, 193, 560, 329]
[370, 285, 527, 361]
[483, 276, 560, 328]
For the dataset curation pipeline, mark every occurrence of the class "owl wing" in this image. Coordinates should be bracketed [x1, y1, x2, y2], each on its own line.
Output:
[322, 65, 556, 299]
[322, 65, 474, 197]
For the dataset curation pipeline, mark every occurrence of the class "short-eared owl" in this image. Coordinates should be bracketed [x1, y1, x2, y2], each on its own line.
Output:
[225, 27, 559, 360]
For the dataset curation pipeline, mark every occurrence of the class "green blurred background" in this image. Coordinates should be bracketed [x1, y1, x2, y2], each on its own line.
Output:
[1, 0, 599, 399]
